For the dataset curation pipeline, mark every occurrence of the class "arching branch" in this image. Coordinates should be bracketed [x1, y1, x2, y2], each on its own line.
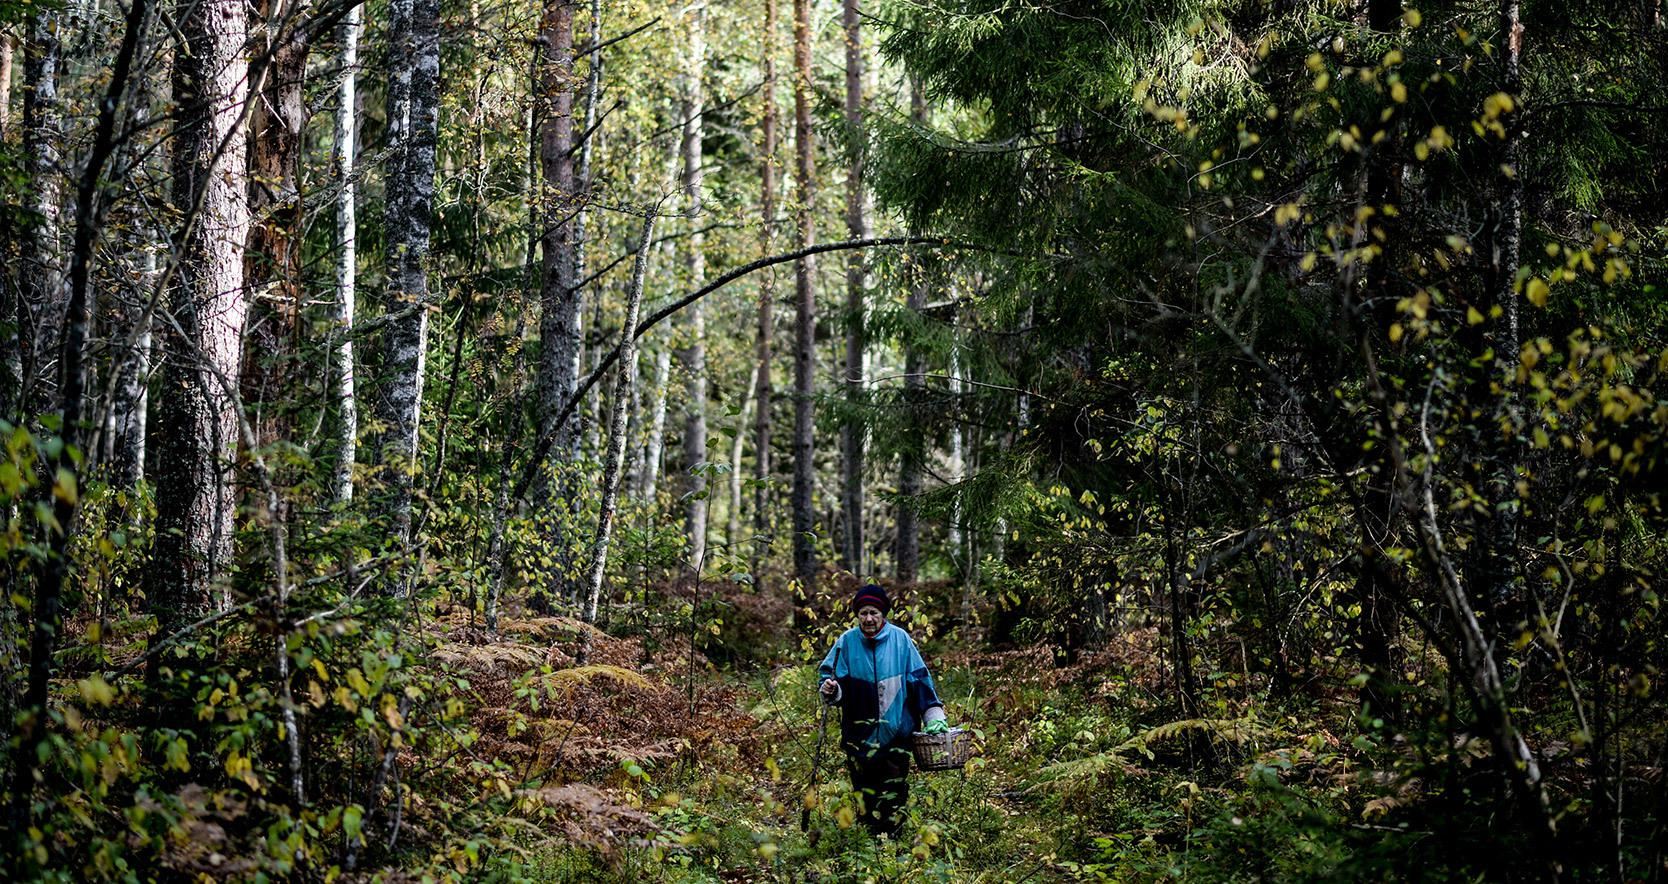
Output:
[508, 235, 999, 504]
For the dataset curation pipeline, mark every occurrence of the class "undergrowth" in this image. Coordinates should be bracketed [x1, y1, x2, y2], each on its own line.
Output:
[462, 615, 1484, 883]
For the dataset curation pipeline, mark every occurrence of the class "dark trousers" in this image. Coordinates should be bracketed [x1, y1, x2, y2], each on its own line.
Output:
[846, 743, 911, 835]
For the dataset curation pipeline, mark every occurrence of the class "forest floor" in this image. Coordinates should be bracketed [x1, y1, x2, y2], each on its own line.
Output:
[430, 604, 1399, 883]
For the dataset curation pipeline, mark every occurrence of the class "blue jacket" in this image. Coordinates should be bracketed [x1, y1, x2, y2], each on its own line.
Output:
[818, 622, 943, 752]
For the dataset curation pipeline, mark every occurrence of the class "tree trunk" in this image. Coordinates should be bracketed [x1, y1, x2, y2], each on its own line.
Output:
[332, 4, 360, 503]
[376, 0, 440, 577]
[752, 0, 779, 559]
[0, 29, 14, 413]
[573, 0, 604, 457]
[639, 346, 672, 501]
[839, 0, 868, 575]
[790, 0, 818, 589]
[16, 7, 63, 418]
[533, 0, 581, 604]
[0, 33, 13, 139]
[678, 7, 709, 572]
[1486, 0, 1525, 607]
[584, 208, 659, 623]
[537, 0, 581, 459]
[108, 247, 155, 488]
[728, 364, 759, 548]
[895, 81, 927, 584]
[948, 333, 965, 584]
[148, 0, 252, 627]
[244, 0, 312, 448]
[621, 345, 643, 488]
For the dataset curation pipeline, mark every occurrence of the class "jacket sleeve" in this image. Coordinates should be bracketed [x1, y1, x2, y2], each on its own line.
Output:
[904, 638, 944, 720]
[817, 637, 844, 705]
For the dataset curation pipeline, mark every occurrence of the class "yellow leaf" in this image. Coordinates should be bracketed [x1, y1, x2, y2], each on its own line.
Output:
[1388, 323, 1404, 343]
[382, 694, 405, 730]
[77, 676, 114, 706]
[52, 468, 77, 505]
[1467, 306, 1485, 325]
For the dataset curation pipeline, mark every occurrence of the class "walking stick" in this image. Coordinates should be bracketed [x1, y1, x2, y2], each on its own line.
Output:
[802, 647, 839, 831]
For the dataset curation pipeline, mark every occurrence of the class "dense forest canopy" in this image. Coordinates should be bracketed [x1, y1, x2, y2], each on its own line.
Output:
[1, 0, 1665, 879]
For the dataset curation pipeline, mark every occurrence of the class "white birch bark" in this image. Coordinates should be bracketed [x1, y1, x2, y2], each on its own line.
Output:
[375, 0, 439, 570]
[728, 364, 759, 547]
[574, 0, 604, 458]
[752, 0, 779, 548]
[639, 346, 672, 501]
[584, 208, 659, 623]
[108, 247, 155, 488]
[332, 4, 360, 503]
[621, 348, 642, 490]
[0, 33, 12, 139]
[948, 334, 965, 573]
[16, 8, 63, 416]
[677, 6, 709, 571]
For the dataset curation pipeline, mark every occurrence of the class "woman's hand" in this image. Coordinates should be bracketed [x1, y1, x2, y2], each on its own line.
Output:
[820, 678, 839, 698]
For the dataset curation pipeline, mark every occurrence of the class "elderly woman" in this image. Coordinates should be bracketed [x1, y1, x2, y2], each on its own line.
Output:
[817, 584, 947, 835]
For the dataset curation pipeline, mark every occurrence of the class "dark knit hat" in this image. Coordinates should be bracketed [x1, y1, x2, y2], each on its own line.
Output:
[851, 583, 890, 614]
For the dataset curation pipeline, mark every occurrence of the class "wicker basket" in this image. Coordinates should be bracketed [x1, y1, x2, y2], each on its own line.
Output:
[911, 727, 974, 771]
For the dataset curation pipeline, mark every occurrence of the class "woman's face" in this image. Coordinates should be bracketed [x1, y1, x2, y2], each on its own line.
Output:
[856, 605, 885, 637]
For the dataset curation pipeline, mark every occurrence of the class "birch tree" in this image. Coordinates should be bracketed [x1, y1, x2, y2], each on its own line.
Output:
[332, 3, 360, 503]
[727, 364, 759, 547]
[0, 32, 13, 139]
[107, 247, 155, 488]
[15, 6, 63, 417]
[639, 346, 672, 500]
[375, 0, 441, 571]
[583, 207, 659, 623]
[677, 5, 710, 571]
[571, 0, 604, 389]
[752, 0, 779, 548]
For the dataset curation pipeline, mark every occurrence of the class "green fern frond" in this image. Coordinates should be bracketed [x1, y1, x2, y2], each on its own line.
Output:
[1030, 717, 1261, 793]
[542, 664, 655, 694]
